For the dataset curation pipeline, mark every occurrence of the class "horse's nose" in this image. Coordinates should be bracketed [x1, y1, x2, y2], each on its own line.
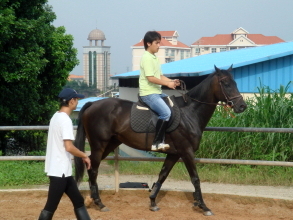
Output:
[239, 104, 247, 112]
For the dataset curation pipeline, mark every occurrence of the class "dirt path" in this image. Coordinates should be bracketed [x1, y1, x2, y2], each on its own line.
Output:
[1, 173, 293, 220]
[0, 189, 293, 220]
[84, 174, 293, 201]
[1, 162, 293, 219]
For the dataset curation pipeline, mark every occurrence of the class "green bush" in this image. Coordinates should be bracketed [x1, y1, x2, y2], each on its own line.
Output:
[198, 82, 293, 161]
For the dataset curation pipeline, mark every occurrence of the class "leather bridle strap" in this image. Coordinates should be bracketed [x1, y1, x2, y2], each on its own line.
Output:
[218, 76, 243, 107]
[177, 77, 243, 107]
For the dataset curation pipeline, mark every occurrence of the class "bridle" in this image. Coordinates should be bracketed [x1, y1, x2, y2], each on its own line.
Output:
[217, 76, 243, 107]
[177, 75, 243, 108]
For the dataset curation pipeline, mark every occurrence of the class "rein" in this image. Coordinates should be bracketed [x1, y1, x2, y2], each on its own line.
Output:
[176, 77, 243, 117]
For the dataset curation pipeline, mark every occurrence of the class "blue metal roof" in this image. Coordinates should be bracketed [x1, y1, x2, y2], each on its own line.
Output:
[74, 97, 107, 112]
[112, 41, 293, 78]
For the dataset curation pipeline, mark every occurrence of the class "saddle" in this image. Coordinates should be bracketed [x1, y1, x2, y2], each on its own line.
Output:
[130, 95, 181, 133]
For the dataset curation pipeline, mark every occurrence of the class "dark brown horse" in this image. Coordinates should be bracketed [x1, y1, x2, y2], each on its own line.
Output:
[74, 65, 247, 216]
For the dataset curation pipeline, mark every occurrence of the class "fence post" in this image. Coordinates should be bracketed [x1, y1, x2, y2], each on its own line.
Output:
[114, 147, 119, 192]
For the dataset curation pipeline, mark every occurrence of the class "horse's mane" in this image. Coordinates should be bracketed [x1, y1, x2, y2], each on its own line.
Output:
[186, 71, 216, 99]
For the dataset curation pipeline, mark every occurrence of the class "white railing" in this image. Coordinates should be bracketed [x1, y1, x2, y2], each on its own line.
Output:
[1, 126, 293, 192]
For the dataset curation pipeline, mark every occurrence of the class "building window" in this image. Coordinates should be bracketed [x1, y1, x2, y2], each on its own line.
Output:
[186, 51, 190, 58]
[211, 48, 217, 53]
[89, 51, 92, 86]
[220, 48, 226, 52]
[230, 47, 237, 50]
[180, 50, 184, 59]
[166, 57, 175, 63]
[165, 49, 169, 56]
[93, 51, 97, 87]
[170, 50, 175, 56]
[195, 48, 200, 54]
[204, 47, 209, 51]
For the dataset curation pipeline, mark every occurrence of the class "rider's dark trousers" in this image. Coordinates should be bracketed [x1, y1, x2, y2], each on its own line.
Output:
[43, 175, 84, 213]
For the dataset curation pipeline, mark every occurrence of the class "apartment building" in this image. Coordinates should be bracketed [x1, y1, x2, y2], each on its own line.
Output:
[191, 27, 284, 56]
[131, 31, 191, 71]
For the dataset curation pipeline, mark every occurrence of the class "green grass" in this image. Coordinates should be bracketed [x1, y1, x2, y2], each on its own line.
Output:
[111, 160, 293, 186]
[0, 161, 48, 188]
[85, 142, 90, 151]
[0, 157, 292, 188]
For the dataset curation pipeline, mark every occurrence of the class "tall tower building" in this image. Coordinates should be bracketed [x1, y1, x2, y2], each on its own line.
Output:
[83, 29, 111, 91]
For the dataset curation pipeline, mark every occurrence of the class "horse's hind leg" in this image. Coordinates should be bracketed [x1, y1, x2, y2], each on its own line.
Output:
[181, 153, 213, 216]
[88, 139, 121, 212]
[149, 154, 180, 211]
[88, 140, 109, 212]
[87, 147, 110, 212]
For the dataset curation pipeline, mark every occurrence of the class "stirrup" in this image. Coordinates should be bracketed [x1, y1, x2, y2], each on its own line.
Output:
[151, 143, 170, 151]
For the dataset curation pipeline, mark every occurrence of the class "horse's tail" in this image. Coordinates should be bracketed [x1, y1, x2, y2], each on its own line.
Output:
[74, 102, 93, 183]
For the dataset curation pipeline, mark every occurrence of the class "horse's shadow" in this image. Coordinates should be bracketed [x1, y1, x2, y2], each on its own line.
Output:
[155, 190, 202, 213]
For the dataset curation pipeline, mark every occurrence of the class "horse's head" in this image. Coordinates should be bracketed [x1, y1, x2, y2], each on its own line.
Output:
[213, 65, 247, 113]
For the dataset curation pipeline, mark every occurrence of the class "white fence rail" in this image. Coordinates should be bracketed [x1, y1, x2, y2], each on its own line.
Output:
[1, 126, 293, 192]
[1, 126, 293, 167]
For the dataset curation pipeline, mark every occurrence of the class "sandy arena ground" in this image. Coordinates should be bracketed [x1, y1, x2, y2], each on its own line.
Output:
[1, 172, 293, 220]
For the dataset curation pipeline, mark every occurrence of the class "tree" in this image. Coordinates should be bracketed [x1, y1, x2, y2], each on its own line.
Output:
[64, 80, 101, 97]
[0, 0, 79, 154]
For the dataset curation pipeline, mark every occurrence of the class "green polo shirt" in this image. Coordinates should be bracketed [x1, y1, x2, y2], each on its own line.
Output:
[139, 51, 163, 96]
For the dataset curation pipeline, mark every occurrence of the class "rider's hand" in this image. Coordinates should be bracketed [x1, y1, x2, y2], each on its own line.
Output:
[167, 81, 176, 89]
[174, 79, 180, 86]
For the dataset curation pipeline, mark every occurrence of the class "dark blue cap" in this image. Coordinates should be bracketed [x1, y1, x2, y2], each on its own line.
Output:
[58, 88, 85, 101]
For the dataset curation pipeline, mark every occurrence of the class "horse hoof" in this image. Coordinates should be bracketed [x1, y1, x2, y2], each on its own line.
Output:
[203, 211, 214, 216]
[149, 206, 160, 212]
[100, 207, 110, 212]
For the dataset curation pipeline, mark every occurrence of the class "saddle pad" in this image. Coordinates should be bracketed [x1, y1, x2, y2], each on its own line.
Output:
[130, 101, 180, 133]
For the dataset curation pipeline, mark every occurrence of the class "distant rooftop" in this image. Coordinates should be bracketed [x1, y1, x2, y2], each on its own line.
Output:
[192, 27, 284, 45]
[113, 41, 293, 79]
[133, 30, 189, 48]
[68, 74, 84, 80]
[75, 97, 107, 112]
[87, 29, 106, 40]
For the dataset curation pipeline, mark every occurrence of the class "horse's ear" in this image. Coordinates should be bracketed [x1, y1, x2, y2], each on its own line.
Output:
[227, 64, 233, 72]
[214, 65, 220, 72]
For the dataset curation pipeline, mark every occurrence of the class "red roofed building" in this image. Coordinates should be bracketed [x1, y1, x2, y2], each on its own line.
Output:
[68, 74, 84, 81]
[191, 27, 284, 56]
[131, 31, 190, 71]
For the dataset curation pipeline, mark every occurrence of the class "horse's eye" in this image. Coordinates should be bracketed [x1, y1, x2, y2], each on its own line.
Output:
[223, 81, 229, 87]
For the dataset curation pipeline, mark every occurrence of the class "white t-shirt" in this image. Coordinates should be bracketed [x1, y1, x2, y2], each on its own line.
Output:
[45, 112, 75, 177]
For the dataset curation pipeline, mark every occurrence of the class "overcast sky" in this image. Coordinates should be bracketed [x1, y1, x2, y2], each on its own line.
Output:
[47, 0, 293, 76]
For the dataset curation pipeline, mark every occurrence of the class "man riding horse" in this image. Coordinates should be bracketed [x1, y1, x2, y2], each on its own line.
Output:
[139, 31, 180, 151]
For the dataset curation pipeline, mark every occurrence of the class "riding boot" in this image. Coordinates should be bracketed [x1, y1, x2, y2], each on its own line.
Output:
[38, 209, 54, 220]
[74, 205, 91, 220]
[151, 119, 170, 151]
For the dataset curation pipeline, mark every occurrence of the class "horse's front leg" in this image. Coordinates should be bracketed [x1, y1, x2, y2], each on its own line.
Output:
[181, 153, 213, 216]
[149, 154, 180, 211]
